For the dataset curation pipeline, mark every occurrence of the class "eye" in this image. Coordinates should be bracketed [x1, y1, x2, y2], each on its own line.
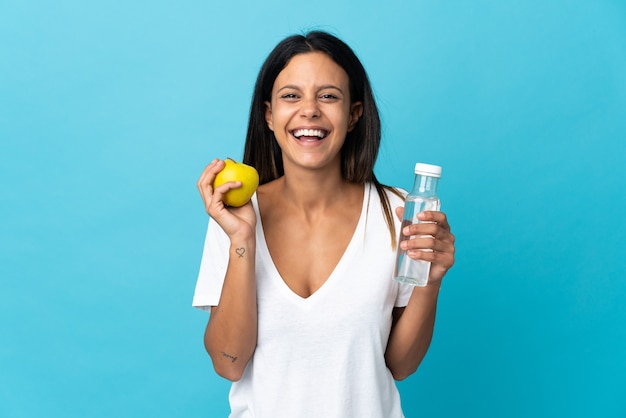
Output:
[280, 93, 299, 100]
[319, 91, 342, 102]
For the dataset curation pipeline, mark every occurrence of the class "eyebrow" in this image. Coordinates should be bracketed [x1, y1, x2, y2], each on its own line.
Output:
[276, 84, 344, 94]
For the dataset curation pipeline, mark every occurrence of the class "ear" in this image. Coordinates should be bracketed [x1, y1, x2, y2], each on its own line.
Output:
[264, 101, 274, 131]
[347, 101, 363, 132]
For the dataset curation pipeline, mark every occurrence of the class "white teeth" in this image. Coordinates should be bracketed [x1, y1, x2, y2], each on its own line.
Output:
[293, 129, 326, 139]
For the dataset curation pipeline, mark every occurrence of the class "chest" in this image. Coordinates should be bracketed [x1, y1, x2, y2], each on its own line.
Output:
[263, 214, 358, 298]
[254, 217, 399, 346]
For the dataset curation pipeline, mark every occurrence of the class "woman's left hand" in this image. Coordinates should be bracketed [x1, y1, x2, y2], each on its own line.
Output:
[395, 208, 456, 285]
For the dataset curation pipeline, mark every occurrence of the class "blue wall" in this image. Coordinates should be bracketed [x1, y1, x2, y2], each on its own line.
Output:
[1, 0, 625, 417]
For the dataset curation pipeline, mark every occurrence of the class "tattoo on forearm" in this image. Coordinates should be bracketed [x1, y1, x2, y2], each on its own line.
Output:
[221, 351, 238, 363]
[235, 247, 245, 258]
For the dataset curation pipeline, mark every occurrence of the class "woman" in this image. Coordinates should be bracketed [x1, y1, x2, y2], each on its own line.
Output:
[193, 31, 455, 417]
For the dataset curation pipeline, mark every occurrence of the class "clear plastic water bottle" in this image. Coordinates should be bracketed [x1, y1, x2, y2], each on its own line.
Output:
[394, 163, 442, 287]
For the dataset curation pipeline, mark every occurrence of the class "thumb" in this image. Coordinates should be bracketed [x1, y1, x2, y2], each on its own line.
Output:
[395, 206, 404, 221]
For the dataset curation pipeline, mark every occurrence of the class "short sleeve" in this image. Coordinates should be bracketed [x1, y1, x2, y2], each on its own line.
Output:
[394, 282, 413, 307]
[191, 218, 230, 311]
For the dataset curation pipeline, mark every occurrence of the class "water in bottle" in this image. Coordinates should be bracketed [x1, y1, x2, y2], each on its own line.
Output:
[394, 163, 442, 287]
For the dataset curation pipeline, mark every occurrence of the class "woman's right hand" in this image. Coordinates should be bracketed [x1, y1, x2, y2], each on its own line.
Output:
[197, 159, 259, 382]
[196, 159, 257, 241]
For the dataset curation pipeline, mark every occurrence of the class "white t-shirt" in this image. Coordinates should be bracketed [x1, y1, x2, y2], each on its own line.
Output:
[193, 183, 413, 418]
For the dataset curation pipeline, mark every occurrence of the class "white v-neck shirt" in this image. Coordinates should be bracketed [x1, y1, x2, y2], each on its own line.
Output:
[193, 183, 413, 417]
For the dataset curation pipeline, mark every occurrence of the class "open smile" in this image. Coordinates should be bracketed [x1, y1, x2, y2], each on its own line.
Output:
[291, 128, 329, 141]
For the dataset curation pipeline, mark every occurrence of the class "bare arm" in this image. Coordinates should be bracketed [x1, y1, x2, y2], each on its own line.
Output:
[385, 210, 455, 380]
[197, 159, 259, 381]
[385, 284, 440, 380]
[205, 238, 257, 381]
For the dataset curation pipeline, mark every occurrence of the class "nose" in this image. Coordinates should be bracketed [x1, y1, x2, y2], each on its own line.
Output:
[300, 97, 320, 118]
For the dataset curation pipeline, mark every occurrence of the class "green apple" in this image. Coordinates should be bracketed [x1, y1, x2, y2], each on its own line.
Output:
[213, 158, 259, 207]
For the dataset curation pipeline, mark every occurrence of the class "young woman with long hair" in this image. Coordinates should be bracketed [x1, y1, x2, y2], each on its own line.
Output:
[193, 31, 455, 417]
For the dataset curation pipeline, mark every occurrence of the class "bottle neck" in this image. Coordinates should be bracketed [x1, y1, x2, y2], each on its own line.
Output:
[410, 174, 439, 197]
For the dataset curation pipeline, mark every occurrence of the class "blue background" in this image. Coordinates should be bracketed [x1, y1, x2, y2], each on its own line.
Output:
[2, 0, 625, 417]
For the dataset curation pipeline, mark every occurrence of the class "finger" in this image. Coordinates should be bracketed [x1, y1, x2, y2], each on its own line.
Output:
[212, 180, 242, 196]
[395, 206, 404, 221]
[402, 222, 438, 237]
[401, 222, 453, 242]
[401, 234, 453, 252]
[197, 159, 215, 193]
[405, 236, 455, 256]
[197, 159, 226, 199]
[197, 159, 223, 187]
[400, 235, 436, 251]
[417, 211, 450, 230]
[409, 248, 455, 268]
[210, 181, 243, 210]
[197, 159, 225, 213]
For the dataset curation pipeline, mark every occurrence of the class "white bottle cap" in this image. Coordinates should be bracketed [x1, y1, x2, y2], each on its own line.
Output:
[414, 163, 442, 178]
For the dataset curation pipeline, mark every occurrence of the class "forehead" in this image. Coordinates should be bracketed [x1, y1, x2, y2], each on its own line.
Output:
[274, 52, 349, 88]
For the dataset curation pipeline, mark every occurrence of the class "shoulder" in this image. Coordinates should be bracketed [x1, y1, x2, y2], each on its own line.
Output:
[257, 177, 282, 194]
[367, 182, 406, 206]
[384, 185, 407, 204]
[255, 177, 283, 213]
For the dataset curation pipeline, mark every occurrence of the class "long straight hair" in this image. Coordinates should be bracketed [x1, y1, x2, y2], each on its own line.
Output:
[243, 31, 402, 248]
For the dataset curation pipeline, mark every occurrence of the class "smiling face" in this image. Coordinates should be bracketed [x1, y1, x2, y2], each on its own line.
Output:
[264, 52, 363, 174]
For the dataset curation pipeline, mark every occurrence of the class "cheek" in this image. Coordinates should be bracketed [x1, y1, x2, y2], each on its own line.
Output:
[270, 107, 295, 130]
[336, 111, 354, 132]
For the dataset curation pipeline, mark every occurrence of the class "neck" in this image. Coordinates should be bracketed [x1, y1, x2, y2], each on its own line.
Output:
[279, 164, 357, 211]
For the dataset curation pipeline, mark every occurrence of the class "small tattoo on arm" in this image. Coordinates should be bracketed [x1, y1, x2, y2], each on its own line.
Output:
[221, 351, 238, 363]
[235, 247, 245, 258]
